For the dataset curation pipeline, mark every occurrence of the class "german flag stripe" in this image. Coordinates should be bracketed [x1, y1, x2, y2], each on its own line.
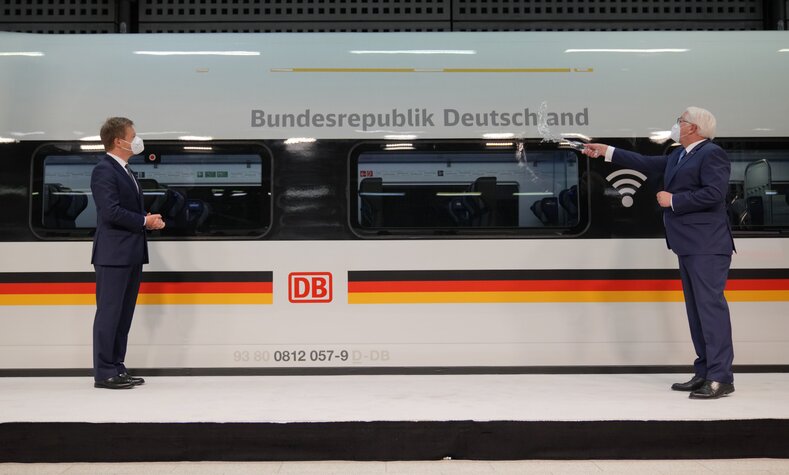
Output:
[0, 271, 273, 306]
[348, 279, 789, 293]
[0, 293, 274, 306]
[347, 269, 789, 304]
[0, 282, 273, 294]
[349, 280, 684, 292]
[0, 271, 272, 283]
[348, 268, 789, 281]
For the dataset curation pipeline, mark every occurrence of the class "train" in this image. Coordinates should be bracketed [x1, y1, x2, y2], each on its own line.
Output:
[1, 30, 788, 373]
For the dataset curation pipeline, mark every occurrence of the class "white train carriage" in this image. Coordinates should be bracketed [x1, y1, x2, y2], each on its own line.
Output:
[0, 31, 787, 373]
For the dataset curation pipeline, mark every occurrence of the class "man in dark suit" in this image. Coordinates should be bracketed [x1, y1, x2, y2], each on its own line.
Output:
[583, 107, 735, 399]
[91, 117, 164, 389]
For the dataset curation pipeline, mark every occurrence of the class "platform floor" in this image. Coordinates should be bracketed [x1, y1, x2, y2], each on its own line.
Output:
[2, 374, 788, 462]
[1, 373, 788, 423]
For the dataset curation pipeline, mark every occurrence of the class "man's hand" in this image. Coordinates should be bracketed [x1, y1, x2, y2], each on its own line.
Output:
[144, 213, 165, 230]
[581, 143, 609, 159]
[656, 191, 673, 208]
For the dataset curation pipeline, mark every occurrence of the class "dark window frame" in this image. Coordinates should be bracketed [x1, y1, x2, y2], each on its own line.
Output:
[717, 138, 789, 236]
[29, 140, 273, 240]
[347, 140, 590, 239]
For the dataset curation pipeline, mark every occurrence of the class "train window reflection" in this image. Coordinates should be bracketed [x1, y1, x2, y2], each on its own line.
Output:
[728, 150, 789, 231]
[352, 144, 582, 235]
[32, 143, 271, 239]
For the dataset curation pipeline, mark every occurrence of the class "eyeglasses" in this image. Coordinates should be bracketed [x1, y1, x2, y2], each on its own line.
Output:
[676, 117, 694, 125]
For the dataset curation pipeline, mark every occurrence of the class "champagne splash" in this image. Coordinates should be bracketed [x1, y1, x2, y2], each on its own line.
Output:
[515, 140, 526, 167]
[537, 101, 562, 143]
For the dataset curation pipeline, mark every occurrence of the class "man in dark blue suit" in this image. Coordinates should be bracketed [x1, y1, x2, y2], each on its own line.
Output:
[584, 107, 735, 399]
[91, 117, 164, 389]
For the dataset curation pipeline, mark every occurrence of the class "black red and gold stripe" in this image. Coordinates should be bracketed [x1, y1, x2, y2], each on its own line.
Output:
[347, 269, 789, 304]
[0, 272, 273, 305]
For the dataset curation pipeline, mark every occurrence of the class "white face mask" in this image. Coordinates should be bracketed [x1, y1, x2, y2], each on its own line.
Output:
[669, 123, 681, 143]
[121, 136, 144, 155]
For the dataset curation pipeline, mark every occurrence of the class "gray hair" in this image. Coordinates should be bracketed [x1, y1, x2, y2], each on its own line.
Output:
[684, 106, 716, 139]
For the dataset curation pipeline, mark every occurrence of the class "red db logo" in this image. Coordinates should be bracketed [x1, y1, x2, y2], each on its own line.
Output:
[288, 272, 333, 303]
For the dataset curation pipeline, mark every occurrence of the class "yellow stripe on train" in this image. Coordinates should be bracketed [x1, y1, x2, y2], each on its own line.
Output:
[348, 290, 789, 304]
[0, 293, 273, 306]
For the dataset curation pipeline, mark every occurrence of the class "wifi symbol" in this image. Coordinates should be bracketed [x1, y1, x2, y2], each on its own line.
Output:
[606, 169, 647, 208]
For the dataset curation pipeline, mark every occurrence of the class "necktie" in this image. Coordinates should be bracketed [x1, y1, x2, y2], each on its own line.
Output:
[677, 149, 687, 165]
[125, 164, 139, 192]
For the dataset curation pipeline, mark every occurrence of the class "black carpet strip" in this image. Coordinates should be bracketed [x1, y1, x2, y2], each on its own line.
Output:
[2, 420, 788, 462]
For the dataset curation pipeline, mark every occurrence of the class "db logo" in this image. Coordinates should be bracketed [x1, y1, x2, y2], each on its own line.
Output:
[360, 170, 374, 177]
[288, 272, 333, 303]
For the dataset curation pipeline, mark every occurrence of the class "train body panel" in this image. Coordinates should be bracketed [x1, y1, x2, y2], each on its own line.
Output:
[2, 31, 789, 141]
[1, 31, 788, 372]
[0, 239, 787, 369]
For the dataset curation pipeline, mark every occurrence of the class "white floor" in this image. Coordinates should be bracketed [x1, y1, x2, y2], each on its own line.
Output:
[1, 373, 788, 423]
[2, 459, 789, 474]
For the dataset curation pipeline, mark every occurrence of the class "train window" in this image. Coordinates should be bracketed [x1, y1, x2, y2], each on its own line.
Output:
[350, 141, 585, 236]
[31, 142, 271, 239]
[727, 149, 789, 231]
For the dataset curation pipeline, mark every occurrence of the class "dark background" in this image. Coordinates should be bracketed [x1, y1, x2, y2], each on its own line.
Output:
[0, 0, 786, 34]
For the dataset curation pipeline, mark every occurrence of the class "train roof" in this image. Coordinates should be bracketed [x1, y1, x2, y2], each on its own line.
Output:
[2, 31, 788, 141]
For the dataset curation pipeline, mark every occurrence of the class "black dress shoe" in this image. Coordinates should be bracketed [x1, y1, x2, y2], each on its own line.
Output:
[689, 380, 735, 399]
[671, 375, 706, 391]
[94, 376, 135, 389]
[118, 373, 145, 386]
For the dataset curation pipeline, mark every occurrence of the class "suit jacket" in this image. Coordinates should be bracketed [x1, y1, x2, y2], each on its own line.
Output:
[90, 154, 149, 265]
[612, 140, 735, 256]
